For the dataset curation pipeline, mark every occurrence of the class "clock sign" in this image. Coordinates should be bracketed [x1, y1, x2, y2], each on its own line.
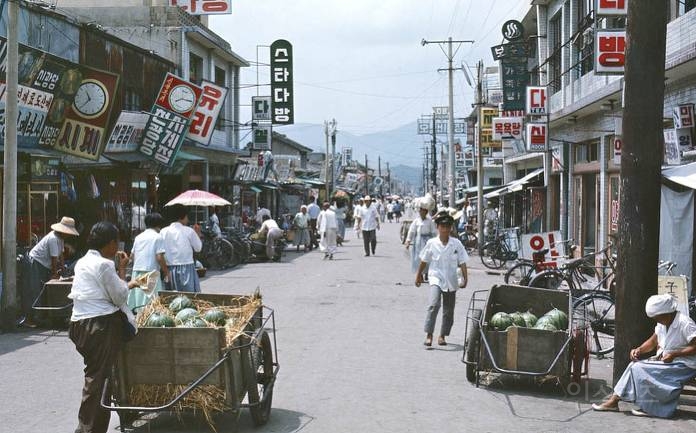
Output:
[168, 84, 198, 114]
[73, 79, 109, 119]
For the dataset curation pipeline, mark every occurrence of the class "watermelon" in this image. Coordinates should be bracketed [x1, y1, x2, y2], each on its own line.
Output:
[544, 308, 568, 330]
[169, 295, 194, 313]
[180, 317, 207, 328]
[509, 312, 527, 327]
[521, 311, 538, 327]
[534, 321, 558, 331]
[490, 312, 513, 331]
[145, 312, 175, 328]
[175, 307, 199, 324]
[203, 308, 227, 326]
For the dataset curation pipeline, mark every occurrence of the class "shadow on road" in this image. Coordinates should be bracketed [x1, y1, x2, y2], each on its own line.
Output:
[0, 328, 68, 356]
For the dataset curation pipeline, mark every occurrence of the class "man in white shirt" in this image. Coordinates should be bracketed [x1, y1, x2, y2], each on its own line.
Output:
[415, 211, 469, 347]
[255, 206, 271, 226]
[258, 215, 283, 261]
[128, 213, 169, 312]
[359, 195, 381, 257]
[209, 206, 222, 238]
[317, 202, 338, 260]
[160, 204, 203, 292]
[307, 196, 321, 249]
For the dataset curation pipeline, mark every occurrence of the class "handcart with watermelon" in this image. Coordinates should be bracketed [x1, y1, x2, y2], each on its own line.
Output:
[101, 290, 278, 432]
[462, 284, 589, 387]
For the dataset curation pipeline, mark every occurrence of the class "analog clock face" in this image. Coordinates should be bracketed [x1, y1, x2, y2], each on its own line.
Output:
[73, 80, 108, 118]
[168, 85, 197, 113]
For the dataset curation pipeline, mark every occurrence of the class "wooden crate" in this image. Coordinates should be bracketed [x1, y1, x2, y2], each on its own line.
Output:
[480, 284, 570, 377]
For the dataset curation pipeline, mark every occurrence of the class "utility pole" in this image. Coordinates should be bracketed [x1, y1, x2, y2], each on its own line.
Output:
[378, 156, 382, 197]
[324, 119, 336, 200]
[422, 37, 474, 207]
[613, 3, 668, 382]
[431, 114, 438, 203]
[475, 61, 485, 241]
[386, 162, 391, 194]
[364, 155, 369, 195]
[330, 121, 337, 195]
[1, 0, 19, 330]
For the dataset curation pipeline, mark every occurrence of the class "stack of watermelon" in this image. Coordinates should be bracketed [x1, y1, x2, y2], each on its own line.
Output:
[143, 295, 228, 328]
[489, 308, 567, 332]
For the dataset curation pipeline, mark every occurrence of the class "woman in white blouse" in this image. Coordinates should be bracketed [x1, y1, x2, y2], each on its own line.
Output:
[68, 221, 139, 433]
[405, 195, 436, 273]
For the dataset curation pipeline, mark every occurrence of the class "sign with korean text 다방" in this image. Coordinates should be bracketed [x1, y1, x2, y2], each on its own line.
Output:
[187, 80, 228, 145]
[595, 0, 627, 16]
[252, 96, 271, 121]
[664, 129, 680, 166]
[52, 69, 120, 160]
[270, 39, 294, 125]
[105, 111, 149, 153]
[169, 0, 231, 15]
[526, 123, 547, 152]
[138, 73, 202, 166]
[595, 30, 626, 75]
[492, 117, 523, 141]
[0, 37, 86, 148]
[673, 104, 695, 129]
[526, 86, 548, 116]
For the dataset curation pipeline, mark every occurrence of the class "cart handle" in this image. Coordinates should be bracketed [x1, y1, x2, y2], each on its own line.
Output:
[477, 327, 573, 377]
[31, 285, 73, 312]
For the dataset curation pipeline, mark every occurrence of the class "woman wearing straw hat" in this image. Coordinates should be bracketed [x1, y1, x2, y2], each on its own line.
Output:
[405, 194, 436, 274]
[20, 216, 79, 327]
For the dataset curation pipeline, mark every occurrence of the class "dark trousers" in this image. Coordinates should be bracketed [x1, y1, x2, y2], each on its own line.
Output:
[69, 312, 123, 433]
[22, 259, 51, 318]
[308, 219, 318, 247]
[362, 229, 377, 255]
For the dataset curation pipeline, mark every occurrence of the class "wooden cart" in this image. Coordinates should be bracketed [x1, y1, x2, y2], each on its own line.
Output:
[462, 284, 587, 387]
[101, 291, 279, 431]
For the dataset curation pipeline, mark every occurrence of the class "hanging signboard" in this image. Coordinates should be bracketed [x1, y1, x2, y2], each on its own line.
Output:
[492, 117, 523, 140]
[252, 96, 271, 121]
[526, 123, 547, 152]
[664, 129, 680, 166]
[480, 107, 497, 129]
[270, 39, 294, 125]
[612, 136, 622, 165]
[657, 276, 689, 316]
[520, 231, 565, 262]
[595, 30, 626, 75]
[253, 124, 272, 150]
[169, 0, 232, 15]
[673, 103, 695, 129]
[490, 42, 529, 61]
[677, 127, 693, 151]
[595, 0, 627, 16]
[187, 80, 228, 145]
[502, 20, 525, 42]
[138, 73, 202, 166]
[526, 86, 548, 116]
[105, 111, 149, 153]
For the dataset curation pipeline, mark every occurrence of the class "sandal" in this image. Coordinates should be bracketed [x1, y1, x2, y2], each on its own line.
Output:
[424, 336, 432, 346]
[437, 336, 447, 346]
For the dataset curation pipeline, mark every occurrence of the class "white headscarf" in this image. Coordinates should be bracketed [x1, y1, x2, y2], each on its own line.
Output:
[645, 294, 678, 318]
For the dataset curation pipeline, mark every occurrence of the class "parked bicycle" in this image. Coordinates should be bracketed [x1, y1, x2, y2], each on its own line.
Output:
[197, 228, 236, 270]
[458, 223, 478, 254]
[503, 240, 576, 285]
[479, 231, 518, 269]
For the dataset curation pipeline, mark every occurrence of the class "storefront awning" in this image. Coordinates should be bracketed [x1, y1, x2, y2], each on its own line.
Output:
[175, 151, 206, 162]
[455, 186, 499, 205]
[484, 168, 544, 199]
[61, 153, 115, 168]
[297, 178, 325, 186]
[249, 186, 262, 193]
[663, 162, 696, 189]
[104, 152, 151, 163]
[258, 183, 279, 190]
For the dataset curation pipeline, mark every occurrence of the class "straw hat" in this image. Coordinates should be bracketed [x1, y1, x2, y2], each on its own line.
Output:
[51, 217, 79, 236]
[364, 195, 372, 201]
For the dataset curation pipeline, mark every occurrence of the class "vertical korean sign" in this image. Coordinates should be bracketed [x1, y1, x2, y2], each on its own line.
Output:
[187, 80, 228, 145]
[270, 39, 294, 125]
[138, 73, 202, 166]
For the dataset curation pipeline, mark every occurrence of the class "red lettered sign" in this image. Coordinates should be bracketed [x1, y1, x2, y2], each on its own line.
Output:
[596, 0, 627, 16]
[169, 0, 232, 15]
[526, 86, 547, 116]
[187, 80, 228, 145]
[526, 123, 547, 152]
[595, 30, 626, 75]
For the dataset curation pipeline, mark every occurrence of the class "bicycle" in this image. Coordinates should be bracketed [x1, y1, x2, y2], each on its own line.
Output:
[480, 232, 518, 270]
[527, 243, 617, 357]
[503, 240, 576, 285]
[198, 229, 236, 270]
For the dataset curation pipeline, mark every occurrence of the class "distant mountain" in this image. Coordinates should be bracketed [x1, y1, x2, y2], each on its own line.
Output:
[274, 121, 425, 190]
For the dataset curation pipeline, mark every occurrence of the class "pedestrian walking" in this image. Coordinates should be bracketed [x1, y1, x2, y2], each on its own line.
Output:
[21, 216, 79, 327]
[258, 214, 284, 261]
[307, 196, 321, 248]
[317, 202, 338, 259]
[415, 210, 469, 347]
[353, 198, 364, 239]
[405, 195, 436, 273]
[128, 213, 169, 313]
[394, 200, 402, 222]
[161, 204, 202, 292]
[68, 222, 140, 433]
[359, 195, 380, 256]
[292, 205, 311, 252]
[332, 200, 347, 246]
[386, 200, 394, 222]
[377, 198, 386, 223]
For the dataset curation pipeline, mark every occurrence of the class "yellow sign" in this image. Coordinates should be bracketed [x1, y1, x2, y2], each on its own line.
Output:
[480, 128, 502, 149]
[480, 107, 498, 129]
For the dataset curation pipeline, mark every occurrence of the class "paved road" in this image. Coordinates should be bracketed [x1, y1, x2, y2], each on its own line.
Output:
[2, 222, 696, 432]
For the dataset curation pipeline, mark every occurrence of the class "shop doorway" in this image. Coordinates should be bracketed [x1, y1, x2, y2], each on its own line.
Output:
[582, 174, 598, 254]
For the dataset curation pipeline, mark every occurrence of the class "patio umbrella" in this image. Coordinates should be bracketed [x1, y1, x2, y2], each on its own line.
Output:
[164, 189, 231, 207]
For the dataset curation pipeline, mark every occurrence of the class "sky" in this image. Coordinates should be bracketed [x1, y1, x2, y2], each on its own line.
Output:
[210, 0, 530, 136]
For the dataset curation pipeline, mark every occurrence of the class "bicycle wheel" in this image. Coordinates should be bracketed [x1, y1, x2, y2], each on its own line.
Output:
[504, 261, 534, 285]
[529, 269, 568, 291]
[209, 238, 234, 270]
[573, 292, 615, 356]
[480, 241, 505, 269]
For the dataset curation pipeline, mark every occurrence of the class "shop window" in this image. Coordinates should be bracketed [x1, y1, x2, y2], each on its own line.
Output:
[574, 140, 599, 163]
[677, 0, 696, 17]
[489, 177, 503, 186]
[124, 87, 141, 111]
[189, 53, 203, 85]
[547, 13, 562, 94]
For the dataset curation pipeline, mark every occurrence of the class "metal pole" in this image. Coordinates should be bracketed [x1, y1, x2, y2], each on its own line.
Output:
[447, 37, 456, 208]
[330, 124, 336, 196]
[1, 0, 19, 330]
[324, 121, 329, 201]
[364, 155, 369, 195]
[431, 115, 437, 200]
[476, 61, 485, 242]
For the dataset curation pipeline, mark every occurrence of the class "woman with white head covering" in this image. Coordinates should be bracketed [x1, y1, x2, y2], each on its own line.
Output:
[405, 194, 436, 273]
[592, 294, 696, 417]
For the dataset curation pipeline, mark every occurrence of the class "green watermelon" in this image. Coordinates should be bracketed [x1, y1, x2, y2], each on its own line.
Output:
[203, 308, 227, 326]
[509, 312, 527, 327]
[175, 307, 199, 324]
[169, 295, 193, 313]
[522, 311, 538, 327]
[490, 312, 513, 331]
[534, 321, 558, 331]
[179, 317, 207, 328]
[544, 308, 568, 330]
[145, 312, 175, 328]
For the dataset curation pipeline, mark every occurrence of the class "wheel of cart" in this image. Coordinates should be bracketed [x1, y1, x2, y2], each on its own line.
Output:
[462, 284, 588, 388]
[31, 278, 74, 329]
[101, 291, 279, 432]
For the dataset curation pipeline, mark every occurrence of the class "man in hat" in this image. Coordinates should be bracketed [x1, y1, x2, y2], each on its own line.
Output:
[21, 216, 79, 327]
[415, 210, 469, 346]
[359, 195, 380, 256]
[593, 294, 696, 418]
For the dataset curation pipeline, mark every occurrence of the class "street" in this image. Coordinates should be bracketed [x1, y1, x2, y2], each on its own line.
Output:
[2, 222, 696, 433]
